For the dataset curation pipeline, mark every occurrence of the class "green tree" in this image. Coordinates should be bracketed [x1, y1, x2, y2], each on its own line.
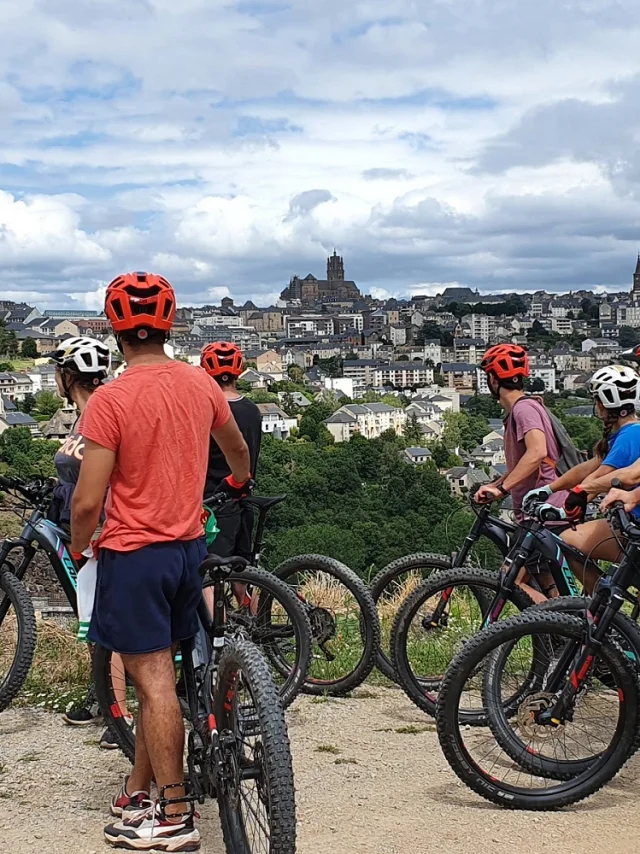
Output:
[20, 338, 38, 359]
[298, 402, 334, 442]
[287, 364, 305, 384]
[529, 377, 546, 392]
[463, 394, 502, 419]
[35, 390, 63, 417]
[314, 355, 343, 378]
[396, 354, 409, 361]
[0, 329, 18, 357]
[557, 414, 602, 453]
[618, 326, 640, 349]
[0, 427, 58, 478]
[249, 389, 279, 404]
[17, 393, 36, 414]
[403, 413, 423, 446]
[0, 361, 15, 372]
[280, 392, 298, 416]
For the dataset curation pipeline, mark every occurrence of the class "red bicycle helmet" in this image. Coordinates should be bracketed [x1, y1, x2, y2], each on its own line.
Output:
[480, 344, 530, 379]
[201, 342, 245, 378]
[105, 272, 176, 333]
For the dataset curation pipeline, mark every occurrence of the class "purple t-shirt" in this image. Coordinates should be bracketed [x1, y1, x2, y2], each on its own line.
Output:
[505, 398, 568, 517]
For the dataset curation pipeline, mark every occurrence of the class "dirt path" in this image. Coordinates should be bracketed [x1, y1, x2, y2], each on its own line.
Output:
[0, 688, 638, 854]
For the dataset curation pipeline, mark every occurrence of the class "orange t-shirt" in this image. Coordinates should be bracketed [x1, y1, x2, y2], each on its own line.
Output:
[80, 360, 231, 552]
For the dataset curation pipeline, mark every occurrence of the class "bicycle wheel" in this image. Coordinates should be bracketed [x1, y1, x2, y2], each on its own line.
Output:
[392, 567, 533, 720]
[370, 553, 450, 682]
[93, 645, 137, 761]
[0, 567, 37, 711]
[212, 639, 296, 854]
[436, 611, 639, 810]
[204, 566, 312, 708]
[485, 596, 640, 779]
[274, 554, 380, 695]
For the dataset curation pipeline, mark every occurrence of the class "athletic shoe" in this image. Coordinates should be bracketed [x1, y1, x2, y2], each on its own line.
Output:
[62, 706, 101, 726]
[100, 727, 120, 750]
[104, 803, 200, 851]
[110, 776, 152, 818]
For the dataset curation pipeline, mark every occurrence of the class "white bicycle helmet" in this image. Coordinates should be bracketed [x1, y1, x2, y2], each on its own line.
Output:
[51, 336, 111, 377]
[588, 365, 640, 412]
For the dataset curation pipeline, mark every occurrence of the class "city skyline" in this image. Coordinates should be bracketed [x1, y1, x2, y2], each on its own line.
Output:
[2, 2, 640, 308]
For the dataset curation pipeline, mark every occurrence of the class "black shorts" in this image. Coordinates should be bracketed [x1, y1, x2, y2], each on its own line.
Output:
[208, 504, 254, 560]
[88, 538, 207, 655]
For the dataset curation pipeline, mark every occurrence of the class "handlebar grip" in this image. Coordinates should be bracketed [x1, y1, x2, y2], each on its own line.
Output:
[0, 475, 15, 490]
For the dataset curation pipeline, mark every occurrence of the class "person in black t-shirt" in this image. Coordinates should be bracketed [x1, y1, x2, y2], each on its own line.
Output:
[201, 342, 262, 560]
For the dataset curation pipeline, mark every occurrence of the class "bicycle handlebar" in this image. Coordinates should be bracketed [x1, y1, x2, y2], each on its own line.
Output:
[0, 474, 54, 505]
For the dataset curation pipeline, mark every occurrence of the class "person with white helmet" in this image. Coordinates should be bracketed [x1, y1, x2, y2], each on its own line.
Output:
[49, 337, 130, 747]
[524, 364, 640, 592]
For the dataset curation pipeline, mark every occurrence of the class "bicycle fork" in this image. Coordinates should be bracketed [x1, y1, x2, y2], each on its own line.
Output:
[537, 577, 626, 728]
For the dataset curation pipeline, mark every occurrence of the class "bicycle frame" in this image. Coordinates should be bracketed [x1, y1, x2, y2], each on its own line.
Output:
[451, 503, 515, 568]
[0, 509, 79, 616]
[538, 520, 640, 726]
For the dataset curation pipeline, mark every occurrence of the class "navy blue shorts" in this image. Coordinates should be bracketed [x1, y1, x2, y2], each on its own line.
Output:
[88, 538, 207, 655]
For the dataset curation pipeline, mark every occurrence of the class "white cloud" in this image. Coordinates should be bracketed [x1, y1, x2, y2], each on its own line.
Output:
[1, 1, 640, 306]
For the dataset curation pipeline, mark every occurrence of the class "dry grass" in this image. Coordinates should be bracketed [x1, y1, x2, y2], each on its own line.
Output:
[18, 620, 91, 711]
[297, 574, 357, 614]
[315, 744, 341, 754]
[376, 573, 425, 622]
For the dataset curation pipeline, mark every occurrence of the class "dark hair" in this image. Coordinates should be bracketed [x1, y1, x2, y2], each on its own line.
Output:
[593, 405, 637, 459]
[214, 373, 237, 388]
[119, 328, 168, 348]
[493, 374, 524, 392]
[594, 412, 617, 459]
[59, 366, 105, 395]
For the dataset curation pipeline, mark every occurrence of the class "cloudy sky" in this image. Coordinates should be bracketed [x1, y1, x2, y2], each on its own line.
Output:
[2, 0, 640, 309]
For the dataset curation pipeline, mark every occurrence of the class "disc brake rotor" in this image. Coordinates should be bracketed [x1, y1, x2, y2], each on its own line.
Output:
[517, 692, 565, 741]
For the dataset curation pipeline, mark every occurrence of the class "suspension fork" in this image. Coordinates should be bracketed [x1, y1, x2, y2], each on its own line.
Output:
[538, 579, 625, 726]
[452, 512, 486, 567]
[481, 535, 536, 628]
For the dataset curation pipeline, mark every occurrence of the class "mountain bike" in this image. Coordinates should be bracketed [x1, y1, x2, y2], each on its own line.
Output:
[436, 497, 640, 810]
[391, 500, 640, 720]
[241, 495, 381, 695]
[0, 476, 312, 711]
[95, 551, 296, 852]
[370, 501, 515, 681]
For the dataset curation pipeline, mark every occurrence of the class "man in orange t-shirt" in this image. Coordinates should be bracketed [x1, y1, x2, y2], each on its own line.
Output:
[70, 272, 252, 852]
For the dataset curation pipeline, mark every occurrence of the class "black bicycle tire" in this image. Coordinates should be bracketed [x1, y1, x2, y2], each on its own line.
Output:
[204, 566, 312, 708]
[369, 553, 451, 682]
[0, 568, 37, 712]
[92, 644, 135, 762]
[436, 610, 639, 810]
[213, 639, 296, 854]
[391, 567, 534, 720]
[274, 554, 380, 695]
[486, 596, 640, 779]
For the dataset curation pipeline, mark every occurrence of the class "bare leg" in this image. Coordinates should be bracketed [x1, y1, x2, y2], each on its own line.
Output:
[126, 700, 153, 795]
[515, 568, 548, 605]
[561, 519, 623, 594]
[122, 648, 186, 818]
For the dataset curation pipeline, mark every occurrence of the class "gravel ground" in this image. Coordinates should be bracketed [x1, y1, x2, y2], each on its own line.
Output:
[0, 688, 638, 854]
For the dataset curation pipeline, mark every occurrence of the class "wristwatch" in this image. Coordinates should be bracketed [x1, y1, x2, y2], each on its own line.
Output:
[496, 483, 510, 497]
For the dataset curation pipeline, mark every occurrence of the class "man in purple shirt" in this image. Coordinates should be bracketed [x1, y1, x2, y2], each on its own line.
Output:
[474, 345, 566, 601]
